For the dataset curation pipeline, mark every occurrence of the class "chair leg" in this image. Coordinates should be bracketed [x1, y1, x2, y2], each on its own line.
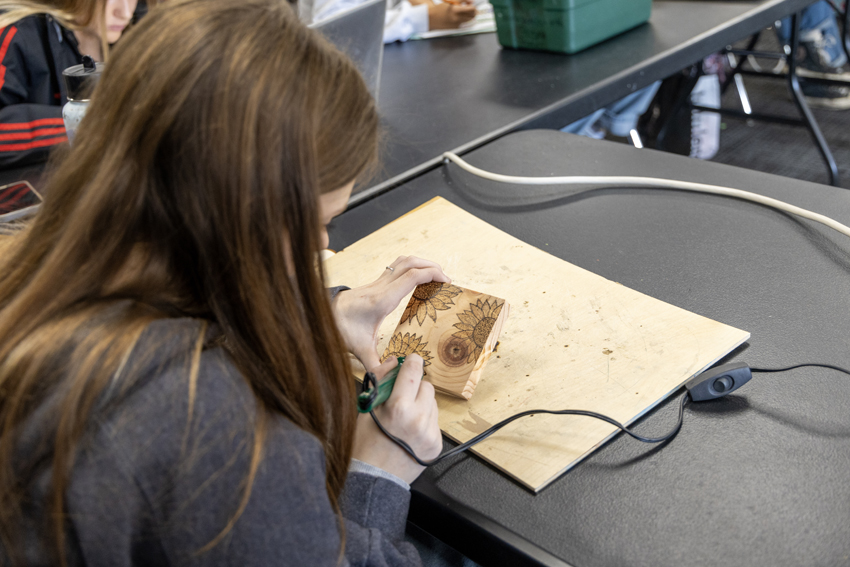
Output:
[788, 12, 841, 186]
[726, 53, 754, 115]
[628, 129, 644, 148]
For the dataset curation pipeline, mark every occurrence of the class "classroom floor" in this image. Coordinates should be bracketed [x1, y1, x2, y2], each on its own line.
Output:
[702, 33, 850, 189]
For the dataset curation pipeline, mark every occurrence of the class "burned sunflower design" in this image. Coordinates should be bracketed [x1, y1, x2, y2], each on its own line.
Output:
[381, 332, 433, 367]
[451, 299, 505, 364]
[401, 282, 463, 326]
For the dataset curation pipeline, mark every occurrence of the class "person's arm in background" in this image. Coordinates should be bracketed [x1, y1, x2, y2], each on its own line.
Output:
[417, 0, 475, 30]
[384, 0, 475, 43]
[383, 0, 429, 42]
[308, 0, 475, 43]
[0, 19, 68, 169]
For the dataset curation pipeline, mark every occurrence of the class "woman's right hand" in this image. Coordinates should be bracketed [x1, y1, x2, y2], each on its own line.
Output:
[352, 354, 442, 484]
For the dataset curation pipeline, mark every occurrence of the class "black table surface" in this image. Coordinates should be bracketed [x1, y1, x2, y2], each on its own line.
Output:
[0, 0, 816, 196]
[328, 130, 850, 567]
[365, 0, 816, 204]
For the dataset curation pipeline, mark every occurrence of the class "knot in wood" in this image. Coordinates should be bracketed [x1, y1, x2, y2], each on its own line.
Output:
[440, 336, 470, 367]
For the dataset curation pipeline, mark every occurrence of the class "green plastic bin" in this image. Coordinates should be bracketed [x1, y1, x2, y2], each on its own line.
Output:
[490, 0, 652, 54]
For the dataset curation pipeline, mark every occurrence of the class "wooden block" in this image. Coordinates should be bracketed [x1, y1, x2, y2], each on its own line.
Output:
[381, 283, 509, 400]
[325, 197, 750, 491]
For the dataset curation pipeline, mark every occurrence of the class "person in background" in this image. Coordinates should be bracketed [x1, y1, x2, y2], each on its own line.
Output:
[775, 0, 850, 109]
[305, 0, 476, 43]
[0, 0, 142, 168]
[0, 0, 447, 564]
[382, 0, 476, 42]
[561, 82, 662, 144]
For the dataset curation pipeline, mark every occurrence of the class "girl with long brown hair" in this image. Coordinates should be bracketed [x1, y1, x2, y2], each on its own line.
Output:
[0, 0, 445, 564]
[0, 0, 144, 167]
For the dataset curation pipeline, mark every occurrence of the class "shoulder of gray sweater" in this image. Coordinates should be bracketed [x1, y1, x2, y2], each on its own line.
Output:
[90, 318, 322, 498]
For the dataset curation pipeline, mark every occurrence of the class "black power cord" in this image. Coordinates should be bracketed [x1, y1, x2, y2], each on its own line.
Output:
[750, 363, 850, 376]
[366, 362, 850, 467]
[370, 391, 690, 467]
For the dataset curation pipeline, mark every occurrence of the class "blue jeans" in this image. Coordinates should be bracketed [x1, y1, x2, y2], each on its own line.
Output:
[561, 81, 661, 138]
[775, 1, 847, 67]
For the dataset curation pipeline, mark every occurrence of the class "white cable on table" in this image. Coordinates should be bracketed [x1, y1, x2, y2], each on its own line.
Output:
[442, 151, 850, 240]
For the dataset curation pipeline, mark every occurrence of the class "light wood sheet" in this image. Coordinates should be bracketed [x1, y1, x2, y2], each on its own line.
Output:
[325, 197, 749, 491]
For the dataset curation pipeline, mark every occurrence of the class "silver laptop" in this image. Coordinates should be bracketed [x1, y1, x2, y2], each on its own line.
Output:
[309, 0, 385, 103]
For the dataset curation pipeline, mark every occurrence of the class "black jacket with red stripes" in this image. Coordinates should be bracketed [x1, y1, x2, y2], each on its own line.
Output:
[0, 15, 83, 169]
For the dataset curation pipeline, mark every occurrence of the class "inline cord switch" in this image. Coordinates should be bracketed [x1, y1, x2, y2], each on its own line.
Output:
[685, 362, 752, 401]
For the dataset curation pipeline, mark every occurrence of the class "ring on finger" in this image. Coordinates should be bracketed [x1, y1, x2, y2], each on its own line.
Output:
[386, 266, 394, 273]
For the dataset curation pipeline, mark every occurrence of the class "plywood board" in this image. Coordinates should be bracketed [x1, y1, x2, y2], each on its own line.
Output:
[382, 283, 509, 400]
[325, 198, 749, 491]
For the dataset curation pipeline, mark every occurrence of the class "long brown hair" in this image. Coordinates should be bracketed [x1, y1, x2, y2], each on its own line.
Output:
[0, 0, 377, 562]
[0, 0, 100, 30]
[0, 0, 156, 59]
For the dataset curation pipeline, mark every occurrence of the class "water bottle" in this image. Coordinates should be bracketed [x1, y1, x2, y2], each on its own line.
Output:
[62, 55, 103, 144]
[688, 74, 721, 161]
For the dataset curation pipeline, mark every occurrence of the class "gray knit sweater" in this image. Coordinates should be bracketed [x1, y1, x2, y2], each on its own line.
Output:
[12, 318, 421, 566]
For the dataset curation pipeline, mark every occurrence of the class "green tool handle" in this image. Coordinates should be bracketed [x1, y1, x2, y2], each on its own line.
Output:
[357, 356, 405, 413]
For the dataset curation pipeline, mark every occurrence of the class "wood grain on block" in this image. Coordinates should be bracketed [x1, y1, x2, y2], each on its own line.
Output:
[325, 197, 750, 492]
[381, 283, 509, 400]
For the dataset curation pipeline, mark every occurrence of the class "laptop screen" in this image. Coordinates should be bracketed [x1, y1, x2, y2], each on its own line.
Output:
[309, 0, 386, 102]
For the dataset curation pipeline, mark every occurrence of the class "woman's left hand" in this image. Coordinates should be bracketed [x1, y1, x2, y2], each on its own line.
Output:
[332, 256, 450, 370]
